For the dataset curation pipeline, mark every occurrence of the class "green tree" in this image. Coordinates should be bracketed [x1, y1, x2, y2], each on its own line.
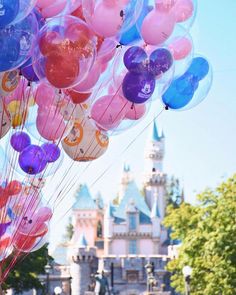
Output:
[163, 174, 236, 295]
[63, 217, 74, 241]
[2, 244, 53, 294]
[166, 176, 184, 208]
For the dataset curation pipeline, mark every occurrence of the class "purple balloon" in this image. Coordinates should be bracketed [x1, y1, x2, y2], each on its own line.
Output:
[21, 64, 39, 82]
[10, 132, 31, 152]
[149, 48, 173, 76]
[19, 145, 47, 175]
[123, 46, 148, 73]
[122, 71, 156, 104]
[0, 222, 11, 238]
[42, 143, 61, 163]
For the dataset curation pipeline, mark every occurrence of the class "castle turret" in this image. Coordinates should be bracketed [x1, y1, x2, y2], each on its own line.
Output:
[104, 202, 114, 255]
[144, 122, 167, 219]
[70, 234, 97, 295]
[151, 195, 161, 253]
[118, 163, 133, 203]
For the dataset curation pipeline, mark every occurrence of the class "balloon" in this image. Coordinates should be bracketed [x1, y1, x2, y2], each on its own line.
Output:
[10, 132, 31, 152]
[65, 90, 91, 104]
[0, 12, 38, 72]
[41, 143, 61, 163]
[155, 0, 177, 12]
[0, 100, 11, 139]
[123, 46, 147, 73]
[90, 1, 125, 38]
[62, 118, 109, 161]
[18, 145, 47, 175]
[119, 1, 152, 45]
[141, 9, 176, 45]
[0, 70, 20, 97]
[6, 180, 22, 196]
[91, 94, 130, 131]
[162, 57, 212, 110]
[186, 57, 209, 80]
[125, 103, 146, 120]
[33, 16, 96, 89]
[36, 107, 69, 141]
[21, 64, 39, 82]
[37, 0, 67, 18]
[35, 82, 56, 107]
[0, 0, 20, 28]
[168, 36, 192, 60]
[122, 71, 156, 104]
[149, 48, 173, 76]
[172, 0, 194, 23]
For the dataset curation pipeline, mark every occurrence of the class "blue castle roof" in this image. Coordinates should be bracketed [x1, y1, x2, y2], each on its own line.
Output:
[152, 121, 163, 142]
[114, 181, 151, 224]
[151, 198, 161, 218]
[73, 184, 97, 210]
[77, 233, 88, 248]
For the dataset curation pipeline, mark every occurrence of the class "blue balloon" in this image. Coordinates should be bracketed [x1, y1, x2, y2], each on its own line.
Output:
[119, 1, 153, 45]
[0, 0, 20, 28]
[186, 57, 209, 80]
[0, 35, 20, 71]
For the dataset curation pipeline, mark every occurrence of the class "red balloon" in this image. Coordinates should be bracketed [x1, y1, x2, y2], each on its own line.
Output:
[71, 5, 86, 21]
[6, 180, 22, 196]
[39, 31, 62, 56]
[66, 89, 91, 104]
[45, 54, 80, 88]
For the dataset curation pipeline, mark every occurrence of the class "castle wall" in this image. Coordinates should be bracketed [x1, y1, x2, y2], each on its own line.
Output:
[112, 239, 126, 255]
[139, 239, 154, 255]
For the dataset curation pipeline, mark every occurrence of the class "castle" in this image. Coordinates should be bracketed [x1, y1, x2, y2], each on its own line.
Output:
[50, 122, 180, 295]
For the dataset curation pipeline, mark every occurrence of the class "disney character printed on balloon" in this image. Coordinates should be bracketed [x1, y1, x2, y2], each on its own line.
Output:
[122, 46, 173, 104]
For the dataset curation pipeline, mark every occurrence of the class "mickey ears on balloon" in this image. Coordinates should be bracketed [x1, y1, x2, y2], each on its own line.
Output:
[123, 46, 173, 77]
[123, 46, 148, 73]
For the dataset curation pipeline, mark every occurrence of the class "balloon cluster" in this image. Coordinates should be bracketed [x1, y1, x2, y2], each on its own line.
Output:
[0, 0, 212, 273]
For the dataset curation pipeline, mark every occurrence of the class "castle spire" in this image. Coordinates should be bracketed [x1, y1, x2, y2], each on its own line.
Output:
[152, 121, 162, 142]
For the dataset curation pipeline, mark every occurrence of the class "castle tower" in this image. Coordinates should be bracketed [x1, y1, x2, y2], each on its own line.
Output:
[151, 194, 161, 253]
[118, 163, 133, 203]
[144, 122, 167, 219]
[70, 234, 97, 295]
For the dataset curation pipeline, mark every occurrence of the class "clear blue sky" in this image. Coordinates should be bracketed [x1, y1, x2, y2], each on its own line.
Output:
[49, 0, 236, 249]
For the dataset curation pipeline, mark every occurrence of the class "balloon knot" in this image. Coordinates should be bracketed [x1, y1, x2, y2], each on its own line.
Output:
[165, 105, 169, 110]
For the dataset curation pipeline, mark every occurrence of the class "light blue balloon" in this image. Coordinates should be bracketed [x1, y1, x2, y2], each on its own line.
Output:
[119, 1, 153, 45]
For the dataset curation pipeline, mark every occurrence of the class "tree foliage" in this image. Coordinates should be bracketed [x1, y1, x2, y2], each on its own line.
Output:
[64, 217, 74, 241]
[166, 176, 184, 208]
[2, 245, 53, 294]
[164, 175, 236, 295]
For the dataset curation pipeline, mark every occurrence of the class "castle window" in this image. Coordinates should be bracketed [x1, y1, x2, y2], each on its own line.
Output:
[129, 240, 137, 254]
[129, 213, 137, 231]
[97, 220, 103, 238]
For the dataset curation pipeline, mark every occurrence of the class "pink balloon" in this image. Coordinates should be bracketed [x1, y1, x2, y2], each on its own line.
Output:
[172, 0, 194, 23]
[155, 0, 177, 12]
[168, 37, 192, 60]
[36, 207, 53, 223]
[141, 10, 176, 45]
[91, 1, 124, 37]
[36, 107, 67, 141]
[35, 83, 56, 107]
[4, 78, 28, 104]
[125, 103, 146, 120]
[39, 0, 67, 18]
[97, 38, 116, 64]
[91, 94, 130, 131]
[72, 62, 102, 93]
[37, 0, 55, 9]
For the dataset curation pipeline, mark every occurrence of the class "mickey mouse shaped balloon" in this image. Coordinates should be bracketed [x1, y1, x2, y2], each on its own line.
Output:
[10, 131, 61, 175]
[122, 46, 173, 104]
[13, 206, 52, 252]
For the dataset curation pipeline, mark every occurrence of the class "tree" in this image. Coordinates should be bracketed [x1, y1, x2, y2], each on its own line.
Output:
[2, 244, 53, 294]
[63, 217, 74, 241]
[166, 176, 184, 208]
[163, 174, 236, 295]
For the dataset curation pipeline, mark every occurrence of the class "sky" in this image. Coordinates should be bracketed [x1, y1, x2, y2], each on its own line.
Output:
[48, 0, 236, 250]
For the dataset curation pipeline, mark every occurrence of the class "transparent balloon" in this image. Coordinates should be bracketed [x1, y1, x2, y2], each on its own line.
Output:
[82, 0, 143, 39]
[161, 55, 212, 111]
[36, 0, 71, 19]
[0, 12, 38, 72]
[32, 15, 97, 89]
[165, 24, 194, 78]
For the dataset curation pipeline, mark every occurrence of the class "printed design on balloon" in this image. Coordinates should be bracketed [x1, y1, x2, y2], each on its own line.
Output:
[95, 130, 109, 148]
[63, 121, 84, 147]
